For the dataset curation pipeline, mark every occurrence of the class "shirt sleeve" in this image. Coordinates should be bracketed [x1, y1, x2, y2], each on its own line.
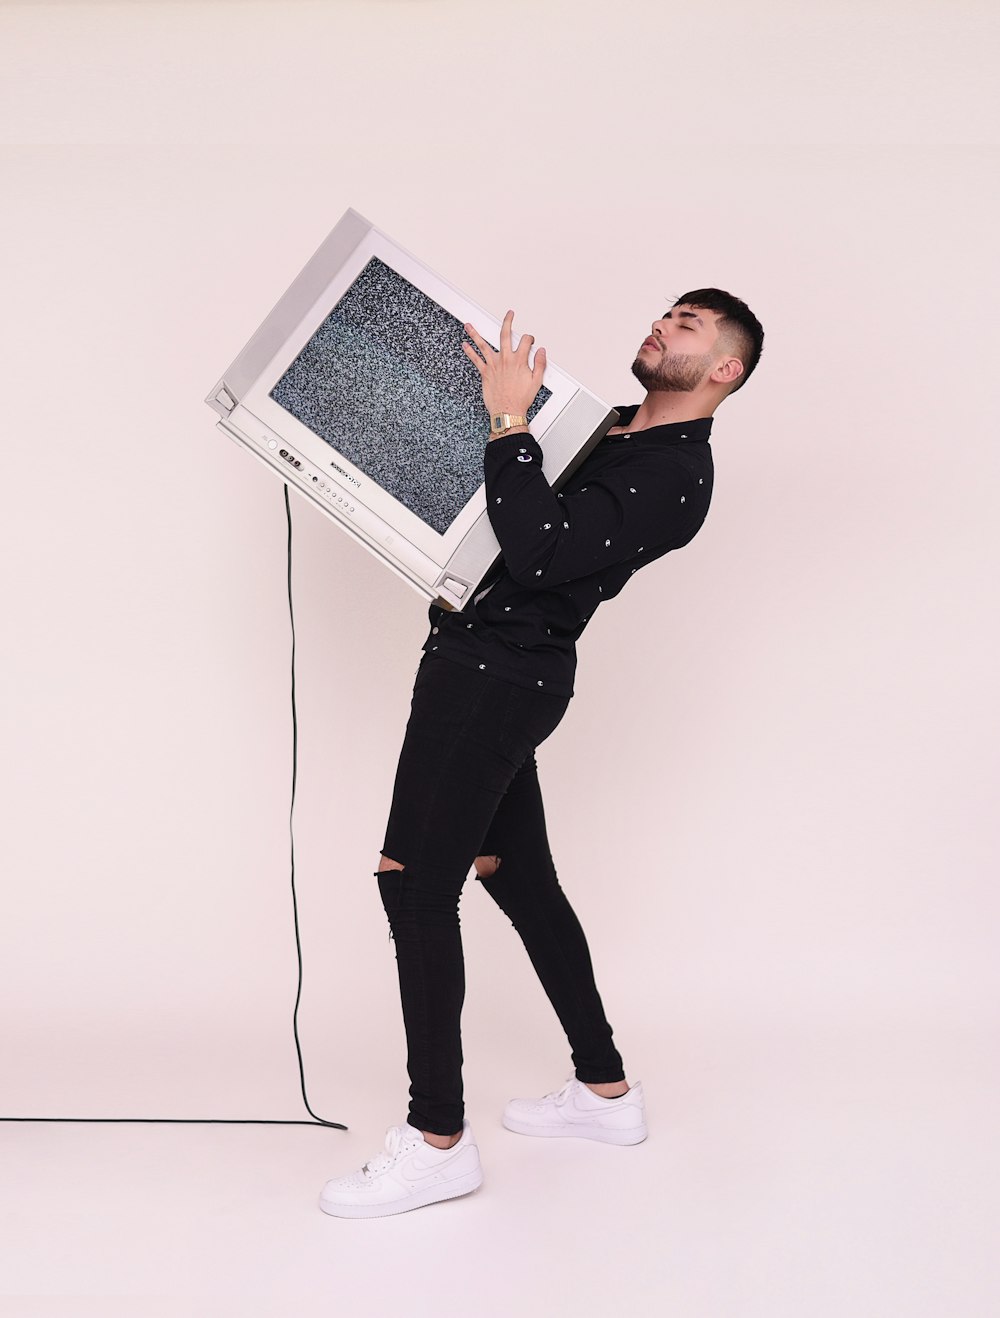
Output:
[483, 428, 698, 588]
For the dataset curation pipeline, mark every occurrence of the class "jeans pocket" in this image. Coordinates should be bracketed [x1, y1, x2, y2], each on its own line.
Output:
[497, 683, 568, 764]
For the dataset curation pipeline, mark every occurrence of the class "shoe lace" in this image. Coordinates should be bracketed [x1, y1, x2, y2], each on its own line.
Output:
[543, 1075, 578, 1103]
[361, 1124, 422, 1179]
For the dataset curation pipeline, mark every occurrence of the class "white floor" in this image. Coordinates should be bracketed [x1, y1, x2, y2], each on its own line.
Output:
[2, 1020, 997, 1318]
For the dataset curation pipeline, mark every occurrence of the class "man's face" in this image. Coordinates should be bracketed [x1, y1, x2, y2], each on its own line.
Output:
[630, 304, 722, 394]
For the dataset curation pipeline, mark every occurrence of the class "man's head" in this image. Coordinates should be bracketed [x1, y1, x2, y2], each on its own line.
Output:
[630, 288, 764, 414]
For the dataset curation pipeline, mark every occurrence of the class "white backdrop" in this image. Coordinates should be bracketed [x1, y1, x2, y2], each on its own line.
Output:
[1, 0, 997, 1311]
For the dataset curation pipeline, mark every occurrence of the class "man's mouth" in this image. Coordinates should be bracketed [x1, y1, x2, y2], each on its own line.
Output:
[642, 337, 660, 351]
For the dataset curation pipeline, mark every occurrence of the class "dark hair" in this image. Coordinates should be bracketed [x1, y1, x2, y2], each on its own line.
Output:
[669, 288, 764, 397]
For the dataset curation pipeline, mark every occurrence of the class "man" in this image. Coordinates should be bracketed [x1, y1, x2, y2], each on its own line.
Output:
[318, 289, 765, 1219]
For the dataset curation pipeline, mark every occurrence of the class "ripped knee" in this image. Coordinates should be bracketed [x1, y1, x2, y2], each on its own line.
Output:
[377, 854, 405, 873]
[474, 854, 502, 879]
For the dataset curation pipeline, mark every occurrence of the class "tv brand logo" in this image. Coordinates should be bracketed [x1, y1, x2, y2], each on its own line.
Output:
[329, 461, 361, 489]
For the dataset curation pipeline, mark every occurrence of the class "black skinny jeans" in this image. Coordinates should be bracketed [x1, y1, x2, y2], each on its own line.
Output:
[375, 650, 626, 1136]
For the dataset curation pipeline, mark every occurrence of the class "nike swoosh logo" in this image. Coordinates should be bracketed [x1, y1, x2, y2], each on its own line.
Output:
[398, 1151, 464, 1183]
[565, 1102, 623, 1120]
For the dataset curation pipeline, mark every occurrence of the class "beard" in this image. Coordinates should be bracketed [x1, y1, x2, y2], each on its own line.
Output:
[630, 346, 717, 393]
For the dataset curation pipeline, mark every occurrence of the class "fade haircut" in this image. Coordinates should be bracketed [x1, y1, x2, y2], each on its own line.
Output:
[668, 288, 764, 397]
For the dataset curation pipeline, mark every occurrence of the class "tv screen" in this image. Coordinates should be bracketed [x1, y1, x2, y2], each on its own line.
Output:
[269, 256, 552, 535]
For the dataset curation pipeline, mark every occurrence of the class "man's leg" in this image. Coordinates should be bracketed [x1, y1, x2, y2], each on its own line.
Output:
[375, 855, 469, 1145]
[376, 848, 463, 1149]
[473, 753, 628, 1088]
[374, 656, 572, 1142]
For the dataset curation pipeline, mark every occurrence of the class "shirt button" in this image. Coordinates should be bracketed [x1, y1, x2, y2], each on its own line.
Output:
[432, 626, 439, 634]
[537, 680, 544, 686]
[479, 664, 486, 670]
[467, 622, 473, 628]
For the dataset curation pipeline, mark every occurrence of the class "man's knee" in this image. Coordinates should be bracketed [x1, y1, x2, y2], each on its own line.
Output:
[474, 854, 502, 879]
[377, 854, 405, 873]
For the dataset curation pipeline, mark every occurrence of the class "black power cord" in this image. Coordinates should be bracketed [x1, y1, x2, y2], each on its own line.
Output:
[0, 484, 346, 1132]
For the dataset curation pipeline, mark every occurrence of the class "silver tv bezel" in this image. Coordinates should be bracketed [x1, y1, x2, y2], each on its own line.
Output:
[205, 207, 618, 612]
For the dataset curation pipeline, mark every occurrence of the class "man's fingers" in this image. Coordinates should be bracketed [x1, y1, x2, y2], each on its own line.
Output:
[464, 322, 495, 356]
[499, 309, 514, 352]
[462, 341, 485, 373]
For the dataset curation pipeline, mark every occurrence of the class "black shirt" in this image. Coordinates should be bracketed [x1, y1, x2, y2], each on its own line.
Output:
[421, 403, 715, 698]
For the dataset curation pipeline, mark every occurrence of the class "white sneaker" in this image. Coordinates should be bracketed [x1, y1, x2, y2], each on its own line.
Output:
[502, 1075, 647, 1145]
[318, 1119, 484, 1218]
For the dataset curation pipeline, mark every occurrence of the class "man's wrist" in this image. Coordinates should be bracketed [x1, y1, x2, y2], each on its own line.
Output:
[488, 424, 531, 441]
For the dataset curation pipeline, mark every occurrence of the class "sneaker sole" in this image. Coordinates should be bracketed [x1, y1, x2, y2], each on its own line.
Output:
[318, 1165, 484, 1219]
[501, 1114, 647, 1145]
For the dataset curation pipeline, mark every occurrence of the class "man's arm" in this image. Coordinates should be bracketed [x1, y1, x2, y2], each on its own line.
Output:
[483, 429, 700, 588]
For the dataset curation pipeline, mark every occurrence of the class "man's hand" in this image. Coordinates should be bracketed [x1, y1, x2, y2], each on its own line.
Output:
[462, 309, 547, 430]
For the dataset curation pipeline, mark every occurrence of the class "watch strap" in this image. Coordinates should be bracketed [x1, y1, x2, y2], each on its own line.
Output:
[490, 412, 529, 435]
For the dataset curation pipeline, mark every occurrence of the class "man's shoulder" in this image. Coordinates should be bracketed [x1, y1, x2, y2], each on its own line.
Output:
[575, 441, 706, 488]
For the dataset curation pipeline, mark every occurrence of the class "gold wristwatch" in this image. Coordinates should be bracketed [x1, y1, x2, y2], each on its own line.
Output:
[490, 412, 529, 437]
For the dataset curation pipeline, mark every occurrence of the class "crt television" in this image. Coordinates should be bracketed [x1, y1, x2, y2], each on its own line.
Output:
[204, 207, 620, 613]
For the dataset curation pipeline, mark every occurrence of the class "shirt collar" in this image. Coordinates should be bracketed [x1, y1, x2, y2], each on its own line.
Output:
[608, 404, 713, 444]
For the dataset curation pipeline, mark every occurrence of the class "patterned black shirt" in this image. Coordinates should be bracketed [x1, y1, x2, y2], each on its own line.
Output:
[421, 403, 715, 698]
